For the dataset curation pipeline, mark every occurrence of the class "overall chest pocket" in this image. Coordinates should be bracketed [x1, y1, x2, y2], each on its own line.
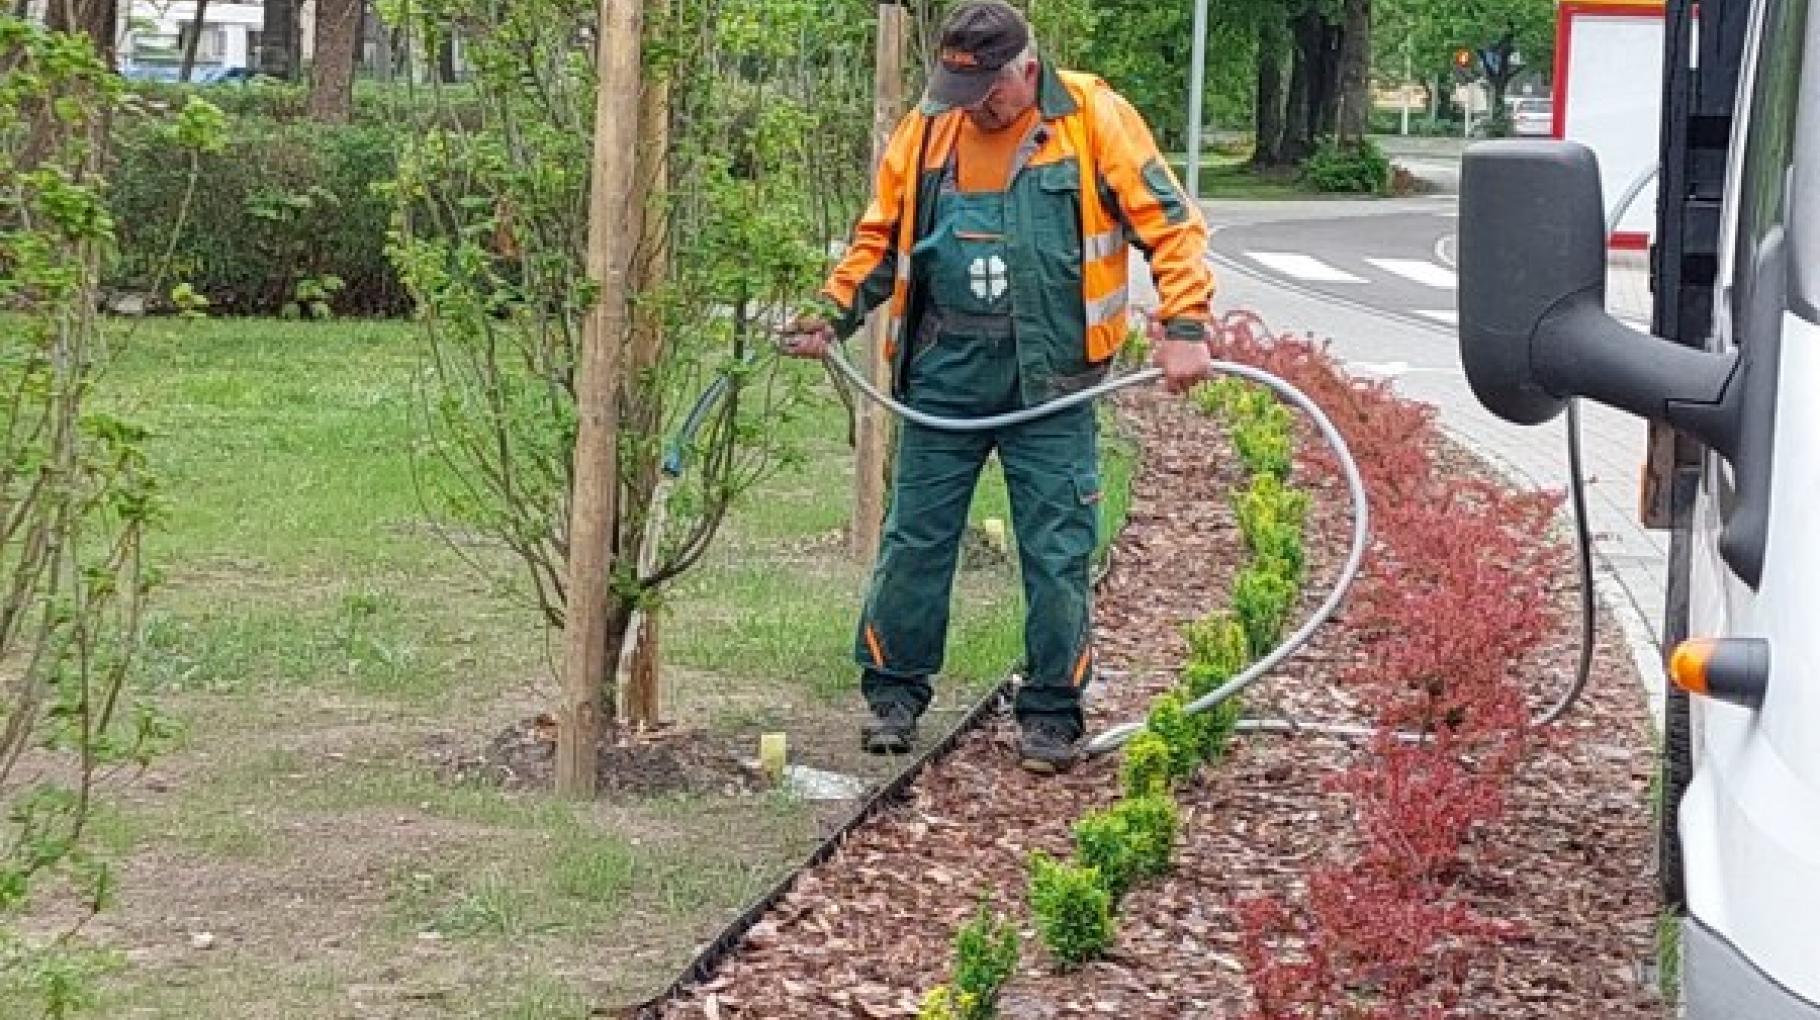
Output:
[1030, 161, 1084, 267]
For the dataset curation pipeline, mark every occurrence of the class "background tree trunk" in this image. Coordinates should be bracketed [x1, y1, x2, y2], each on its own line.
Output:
[1252, 15, 1287, 166]
[1280, 7, 1320, 162]
[259, 0, 299, 80]
[436, 34, 456, 82]
[1337, 0, 1371, 146]
[46, 0, 119, 65]
[1314, 22, 1342, 139]
[307, 0, 360, 123]
[179, 0, 211, 81]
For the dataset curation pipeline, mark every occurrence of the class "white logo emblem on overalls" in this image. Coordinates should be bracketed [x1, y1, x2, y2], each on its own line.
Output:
[969, 255, 1008, 301]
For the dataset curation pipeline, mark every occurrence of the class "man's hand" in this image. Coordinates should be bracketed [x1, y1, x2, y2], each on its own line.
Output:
[779, 310, 837, 360]
[1151, 318, 1213, 394]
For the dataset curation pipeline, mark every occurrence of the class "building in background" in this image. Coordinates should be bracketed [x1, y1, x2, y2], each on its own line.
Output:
[1552, 0, 1667, 248]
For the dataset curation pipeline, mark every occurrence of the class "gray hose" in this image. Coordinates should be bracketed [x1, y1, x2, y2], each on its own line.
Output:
[818, 345, 1372, 757]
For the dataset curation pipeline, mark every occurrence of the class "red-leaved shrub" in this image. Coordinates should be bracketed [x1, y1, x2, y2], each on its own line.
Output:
[1203, 311, 1566, 1016]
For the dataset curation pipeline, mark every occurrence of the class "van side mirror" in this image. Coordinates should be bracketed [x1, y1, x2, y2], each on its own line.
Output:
[1457, 141, 1776, 587]
[1458, 141, 1738, 436]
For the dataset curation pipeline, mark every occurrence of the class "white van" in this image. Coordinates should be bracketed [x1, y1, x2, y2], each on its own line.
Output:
[1456, 0, 1818, 1014]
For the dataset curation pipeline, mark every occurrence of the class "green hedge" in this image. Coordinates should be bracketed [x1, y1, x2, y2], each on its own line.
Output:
[127, 79, 483, 126]
[108, 117, 406, 316]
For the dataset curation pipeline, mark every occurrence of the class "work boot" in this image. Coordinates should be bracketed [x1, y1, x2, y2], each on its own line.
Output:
[1017, 716, 1081, 775]
[861, 702, 919, 755]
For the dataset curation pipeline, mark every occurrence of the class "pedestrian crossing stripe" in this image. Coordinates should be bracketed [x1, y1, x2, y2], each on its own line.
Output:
[1367, 257, 1458, 289]
[1242, 251, 1366, 283]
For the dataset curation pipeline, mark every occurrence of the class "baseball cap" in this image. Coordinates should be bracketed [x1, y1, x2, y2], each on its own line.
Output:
[928, 1, 1031, 108]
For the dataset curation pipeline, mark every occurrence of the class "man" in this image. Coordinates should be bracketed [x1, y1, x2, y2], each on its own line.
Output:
[784, 0, 1215, 773]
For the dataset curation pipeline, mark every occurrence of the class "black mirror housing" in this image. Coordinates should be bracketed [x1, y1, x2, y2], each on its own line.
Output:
[1458, 140, 1611, 425]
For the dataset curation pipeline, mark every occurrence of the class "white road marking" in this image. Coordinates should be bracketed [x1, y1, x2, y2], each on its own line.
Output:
[1367, 258, 1458, 289]
[1243, 251, 1366, 284]
[1414, 309, 1458, 325]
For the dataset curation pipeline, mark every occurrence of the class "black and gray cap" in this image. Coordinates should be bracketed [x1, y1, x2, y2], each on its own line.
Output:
[927, 1, 1031, 108]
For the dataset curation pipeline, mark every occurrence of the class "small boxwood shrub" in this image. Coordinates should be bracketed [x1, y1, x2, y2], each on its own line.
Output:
[1121, 730, 1173, 799]
[1113, 794, 1179, 880]
[952, 902, 1019, 1016]
[1028, 852, 1114, 968]
[1234, 564, 1300, 656]
[1145, 691, 1201, 782]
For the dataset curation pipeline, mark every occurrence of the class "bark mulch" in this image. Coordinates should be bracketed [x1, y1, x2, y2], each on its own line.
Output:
[649, 385, 1666, 1019]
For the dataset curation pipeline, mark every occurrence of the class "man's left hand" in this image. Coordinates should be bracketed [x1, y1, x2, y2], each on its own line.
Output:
[1151, 318, 1213, 394]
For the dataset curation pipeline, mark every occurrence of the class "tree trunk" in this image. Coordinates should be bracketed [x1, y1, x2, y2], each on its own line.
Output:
[371, 19, 392, 82]
[1251, 15, 1286, 166]
[1336, 0, 1371, 147]
[1485, 34, 1517, 136]
[307, 0, 360, 123]
[259, 0, 299, 80]
[852, 0, 905, 564]
[619, 15, 672, 729]
[1314, 22, 1342, 138]
[558, 0, 645, 798]
[179, 0, 210, 81]
[1280, 7, 1320, 162]
[46, 0, 119, 65]
[436, 33, 457, 82]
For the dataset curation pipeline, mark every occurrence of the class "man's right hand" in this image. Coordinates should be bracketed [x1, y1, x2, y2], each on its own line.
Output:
[779, 312, 837, 359]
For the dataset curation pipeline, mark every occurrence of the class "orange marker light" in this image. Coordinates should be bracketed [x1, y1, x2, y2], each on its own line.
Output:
[1670, 638, 1718, 696]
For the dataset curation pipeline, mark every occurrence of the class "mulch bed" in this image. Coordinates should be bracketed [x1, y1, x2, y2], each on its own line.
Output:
[646, 383, 1665, 1019]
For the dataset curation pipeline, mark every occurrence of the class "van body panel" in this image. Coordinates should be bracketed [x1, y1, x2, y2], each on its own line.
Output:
[1683, 309, 1820, 1005]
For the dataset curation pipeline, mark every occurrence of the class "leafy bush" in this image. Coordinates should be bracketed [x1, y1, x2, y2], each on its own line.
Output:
[1028, 852, 1114, 968]
[1233, 564, 1300, 656]
[1114, 795, 1179, 879]
[1073, 794, 1180, 904]
[1144, 691, 1201, 782]
[1190, 376, 1247, 418]
[126, 79, 486, 126]
[952, 902, 1019, 1017]
[917, 985, 975, 1020]
[1302, 138, 1393, 195]
[1120, 730, 1173, 799]
[1237, 475, 1310, 581]
[1231, 411, 1295, 480]
[1183, 611, 1249, 682]
[107, 116, 404, 315]
[1074, 808, 1142, 902]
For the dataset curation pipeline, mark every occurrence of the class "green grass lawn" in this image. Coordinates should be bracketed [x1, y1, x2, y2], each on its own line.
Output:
[10, 315, 1133, 1018]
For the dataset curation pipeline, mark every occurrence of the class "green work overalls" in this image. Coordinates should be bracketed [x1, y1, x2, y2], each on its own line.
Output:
[855, 124, 1103, 738]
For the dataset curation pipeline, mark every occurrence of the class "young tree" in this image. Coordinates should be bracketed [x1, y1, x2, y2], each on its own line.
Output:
[385, 0, 870, 792]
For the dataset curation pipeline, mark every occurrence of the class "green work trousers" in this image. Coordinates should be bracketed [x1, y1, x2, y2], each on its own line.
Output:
[855, 316, 1101, 738]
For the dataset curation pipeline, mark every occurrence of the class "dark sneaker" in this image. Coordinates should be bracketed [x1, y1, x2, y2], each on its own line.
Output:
[861, 702, 918, 755]
[1017, 717, 1081, 774]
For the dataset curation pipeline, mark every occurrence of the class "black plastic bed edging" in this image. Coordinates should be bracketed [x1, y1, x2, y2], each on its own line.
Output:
[620, 546, 1122, 1018]
[620, 669, 1017, 1018]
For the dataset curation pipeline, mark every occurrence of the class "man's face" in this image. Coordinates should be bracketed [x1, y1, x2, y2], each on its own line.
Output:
[966, 59, 1039, 132]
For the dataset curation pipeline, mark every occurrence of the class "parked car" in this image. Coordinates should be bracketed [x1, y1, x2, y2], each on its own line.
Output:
[1508, 97, 1554, 137]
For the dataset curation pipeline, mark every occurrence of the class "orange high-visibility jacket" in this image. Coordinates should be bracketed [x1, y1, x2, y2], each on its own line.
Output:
[820, 64, 1215, 372]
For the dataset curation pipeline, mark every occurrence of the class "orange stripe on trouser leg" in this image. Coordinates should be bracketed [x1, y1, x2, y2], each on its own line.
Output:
[865, 624, 886, 669]
[1072, 647, 1092, 687]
